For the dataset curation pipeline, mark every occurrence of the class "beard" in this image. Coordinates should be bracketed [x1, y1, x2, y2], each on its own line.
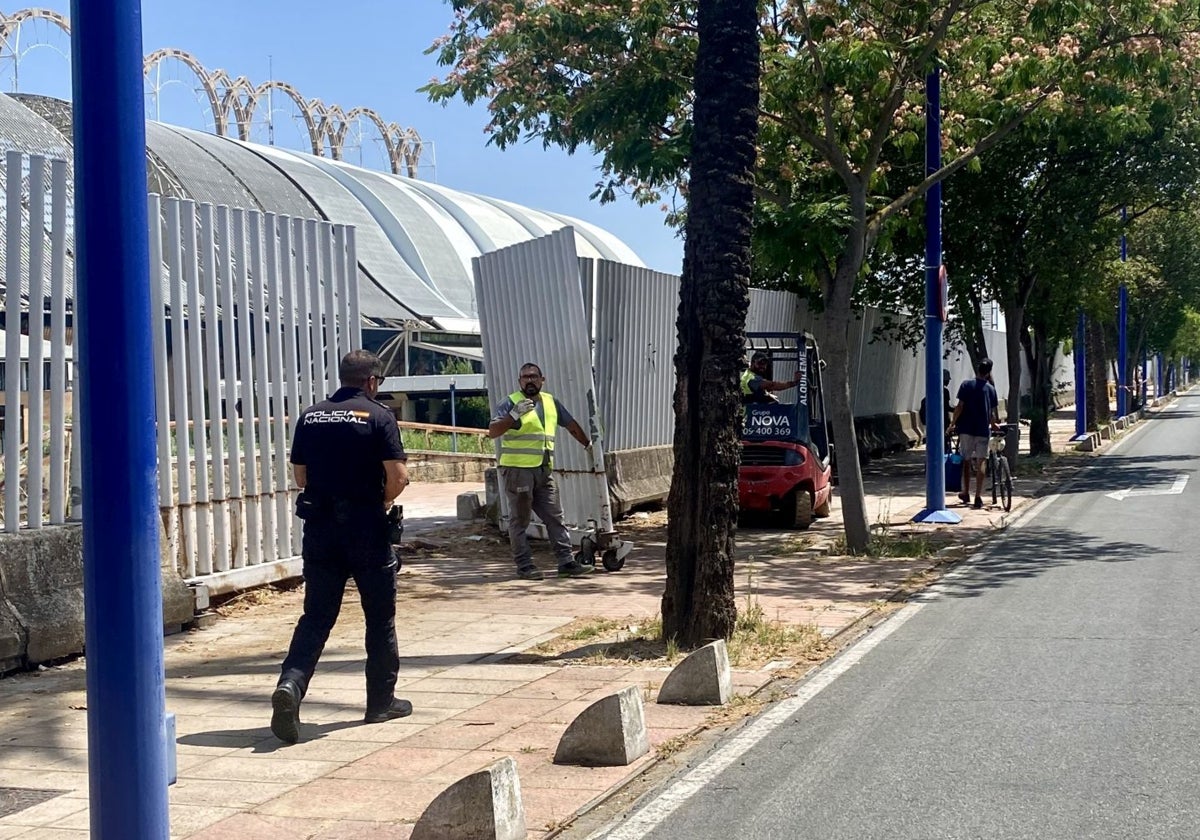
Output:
[522, 383, 540, 397]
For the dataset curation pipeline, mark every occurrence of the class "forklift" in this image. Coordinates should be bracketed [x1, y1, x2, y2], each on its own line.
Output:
[739, 332, 834, 528]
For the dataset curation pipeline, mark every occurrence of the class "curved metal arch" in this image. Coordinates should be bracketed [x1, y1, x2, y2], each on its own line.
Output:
[313, 102, 350, 159]
[245, 80, 322, 155]
[212, 74, 256, 141]
[0, 7, 425, 177]
[0, 8, 72, 37]
[143, 47, 225, 134]
[341, 107, 404, 175]
[398, 127, 424, 178]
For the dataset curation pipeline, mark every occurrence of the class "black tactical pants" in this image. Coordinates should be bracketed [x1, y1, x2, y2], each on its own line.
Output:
[278, 513, 400, 713]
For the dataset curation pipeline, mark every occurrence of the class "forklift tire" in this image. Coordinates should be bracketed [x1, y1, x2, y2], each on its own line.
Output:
[781, 488, 814, 530]
[601, 548, 625, 572]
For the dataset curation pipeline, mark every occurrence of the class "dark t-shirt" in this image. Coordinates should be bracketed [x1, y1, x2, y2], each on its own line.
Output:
[955, 378, 998, 437]
[290, 387, 406, 506]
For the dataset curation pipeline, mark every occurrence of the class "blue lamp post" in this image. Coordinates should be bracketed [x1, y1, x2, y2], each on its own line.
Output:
[913, 64, 960, 526]
[70, 1, 170, 837]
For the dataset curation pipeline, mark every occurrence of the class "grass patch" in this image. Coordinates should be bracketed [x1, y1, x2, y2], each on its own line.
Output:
[726, 603, 826, 667]
[400, 428, 493, 455]
[654, 732, 695, 760]
[828, 528, 937, 559]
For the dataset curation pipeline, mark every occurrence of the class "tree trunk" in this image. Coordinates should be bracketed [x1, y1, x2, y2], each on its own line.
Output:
[1001, 302, 1024, 464]
[1020, 322, 1053, 455]
[1086, 315, 1110, 428]
[661, 0, 758, 647]
[823, 275, 871, 552]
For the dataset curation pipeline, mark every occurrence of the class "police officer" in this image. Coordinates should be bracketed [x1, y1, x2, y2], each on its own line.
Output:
[741, 351, 802, 404]
[488, 362, 593, 580]
[270, 350, 411, 744]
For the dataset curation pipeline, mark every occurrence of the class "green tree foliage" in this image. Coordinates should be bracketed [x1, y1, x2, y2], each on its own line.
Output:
[427, 0, 1200, 549]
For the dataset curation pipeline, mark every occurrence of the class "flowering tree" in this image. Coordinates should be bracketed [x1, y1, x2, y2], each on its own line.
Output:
[427, 0, 1200, 552]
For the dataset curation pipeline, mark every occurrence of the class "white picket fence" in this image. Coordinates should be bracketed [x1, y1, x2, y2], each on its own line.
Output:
[148, 195, 360, 594]
[0, 151, 75, 534]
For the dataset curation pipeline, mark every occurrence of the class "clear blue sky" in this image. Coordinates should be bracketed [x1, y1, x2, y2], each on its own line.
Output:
[8, 1, 683, 273]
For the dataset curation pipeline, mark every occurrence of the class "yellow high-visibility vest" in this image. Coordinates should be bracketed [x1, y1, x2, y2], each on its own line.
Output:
[499, 391, 557, 468]
[740, 368, 755, 395]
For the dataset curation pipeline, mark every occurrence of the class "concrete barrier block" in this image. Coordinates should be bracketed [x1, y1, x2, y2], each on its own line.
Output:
[411, 756, 526, 840]
[607, 445, 673, 517]
[657, 640, 732, 706]
[1100, 424, 1113, 440]
[456, 491, 483, 521]
[898, 411, 922, 445]
[554, 685, 649, 766]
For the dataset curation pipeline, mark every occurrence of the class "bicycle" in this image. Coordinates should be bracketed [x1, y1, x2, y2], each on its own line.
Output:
[986, 424, 1015, 511]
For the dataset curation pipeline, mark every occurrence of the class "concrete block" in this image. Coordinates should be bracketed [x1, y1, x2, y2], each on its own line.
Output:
[1076, 432, 1101, 452]
[456, 491, 483, 521]
[607, 445, 673, 517]
[0, 525, 85, 667]
[554, 685, 649, 766]
[1100, 424, 1113, 440]
[411, 755, 525, 840]
[657, 639, 732, 706]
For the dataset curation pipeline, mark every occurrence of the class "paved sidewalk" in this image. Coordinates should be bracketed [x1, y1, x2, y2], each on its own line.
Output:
[0, 411, 1128, 839]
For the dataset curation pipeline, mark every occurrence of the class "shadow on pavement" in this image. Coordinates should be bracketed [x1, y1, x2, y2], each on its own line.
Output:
[1055, 453, 1196, 495]
[933, 524, 1160, 599]
[177, 719, 365, 754]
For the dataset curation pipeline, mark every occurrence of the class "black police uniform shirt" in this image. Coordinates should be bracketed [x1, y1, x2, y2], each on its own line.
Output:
[290, 387, 406, 507]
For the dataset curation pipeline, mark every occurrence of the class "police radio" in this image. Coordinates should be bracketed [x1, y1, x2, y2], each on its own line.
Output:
[386, 505, 404, 545]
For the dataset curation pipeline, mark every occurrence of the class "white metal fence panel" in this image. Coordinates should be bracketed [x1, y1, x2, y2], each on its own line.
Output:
[592, 260, 677, 451]
[151, 196, 357, 592]
[0, 153, 74, 532]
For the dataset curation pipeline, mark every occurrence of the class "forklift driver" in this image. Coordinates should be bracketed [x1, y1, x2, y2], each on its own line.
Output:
[741, 351, 802, 404]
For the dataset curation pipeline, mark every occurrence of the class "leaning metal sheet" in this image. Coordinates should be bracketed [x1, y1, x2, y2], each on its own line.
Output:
[0, 94, 76, 302]
[474, 228, 615, 540]
[237, 141, 443, 324]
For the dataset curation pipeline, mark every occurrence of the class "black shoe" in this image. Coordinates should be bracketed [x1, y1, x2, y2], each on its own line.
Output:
[973, 497, 983, 510]
[517, 566, 544, 580]
[364, 698, 414, 724]
[557, 561, 594, 578]
[270, 679, 302, 744]
[957, 493, 970, 505]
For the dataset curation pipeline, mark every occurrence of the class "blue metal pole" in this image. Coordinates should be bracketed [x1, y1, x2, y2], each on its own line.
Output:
[449, 379, 458, 453]
[1117, 209, 1128, 418]
[1156, 352, 1163, 399]
[70, 2, 169, 838]
[913, 64, 959, 525]
[1072, 308, 1088, 439]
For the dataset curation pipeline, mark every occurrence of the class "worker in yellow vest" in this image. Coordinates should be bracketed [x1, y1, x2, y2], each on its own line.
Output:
[487, 362, 594, 580]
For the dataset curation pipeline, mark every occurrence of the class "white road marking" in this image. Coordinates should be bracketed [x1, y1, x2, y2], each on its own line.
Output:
[588, 402, 1187, 838]
[1104, 474, 1188, 501]
[588, 603, 924, 840]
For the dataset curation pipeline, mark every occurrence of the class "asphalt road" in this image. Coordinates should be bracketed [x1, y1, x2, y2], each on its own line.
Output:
[599, 392, 1200, 840]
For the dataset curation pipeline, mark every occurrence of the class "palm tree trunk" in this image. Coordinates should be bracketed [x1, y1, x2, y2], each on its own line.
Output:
[662, 0, 759, 647]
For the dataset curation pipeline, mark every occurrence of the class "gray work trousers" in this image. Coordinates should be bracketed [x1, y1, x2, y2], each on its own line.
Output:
[500, 464, 574, 569]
